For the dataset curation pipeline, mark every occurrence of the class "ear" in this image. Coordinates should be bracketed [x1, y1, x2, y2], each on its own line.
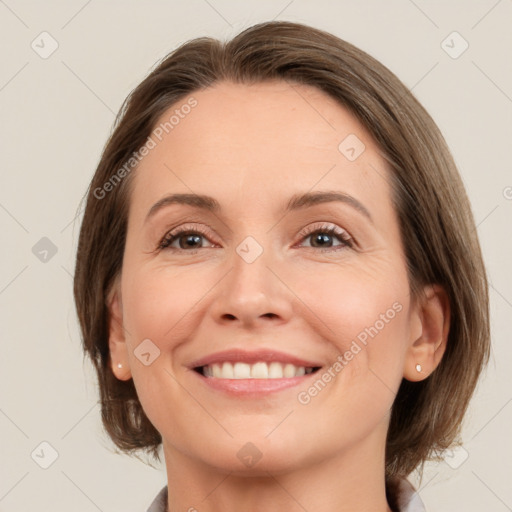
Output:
[403, 284, 450, 382]
[107, 281, 132, 381]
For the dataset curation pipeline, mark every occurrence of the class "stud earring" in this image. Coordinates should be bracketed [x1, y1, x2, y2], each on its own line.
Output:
[117, 363, 123, 369]
[415, 364, 422, 372]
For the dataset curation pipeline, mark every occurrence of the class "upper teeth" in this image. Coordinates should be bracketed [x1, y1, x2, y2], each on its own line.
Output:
[202, 362, 315, 379]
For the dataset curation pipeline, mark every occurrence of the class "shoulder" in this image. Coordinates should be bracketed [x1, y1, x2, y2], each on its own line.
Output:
[146, 485, 168, 512]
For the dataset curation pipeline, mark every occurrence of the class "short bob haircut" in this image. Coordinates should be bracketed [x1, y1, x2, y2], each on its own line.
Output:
[74, 20, 490, 487]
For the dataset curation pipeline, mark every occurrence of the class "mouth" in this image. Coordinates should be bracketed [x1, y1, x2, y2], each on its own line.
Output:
[188, 348, 324, 396]
[194, 361, 322, 379]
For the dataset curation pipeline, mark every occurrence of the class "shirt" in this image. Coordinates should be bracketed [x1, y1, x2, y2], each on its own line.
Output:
[146, 478, 426, 511]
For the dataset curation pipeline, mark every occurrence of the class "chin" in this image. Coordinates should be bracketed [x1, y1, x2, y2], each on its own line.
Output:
[190, 431, 314, 476]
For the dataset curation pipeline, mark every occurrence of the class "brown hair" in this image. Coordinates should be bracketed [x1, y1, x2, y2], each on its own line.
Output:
[73, 20, 490, 492]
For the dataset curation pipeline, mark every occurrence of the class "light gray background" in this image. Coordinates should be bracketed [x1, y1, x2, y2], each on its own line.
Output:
[1, 1, 511, 511]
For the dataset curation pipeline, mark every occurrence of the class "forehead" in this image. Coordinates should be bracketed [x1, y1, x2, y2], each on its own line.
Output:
[129, 80, 393, 220]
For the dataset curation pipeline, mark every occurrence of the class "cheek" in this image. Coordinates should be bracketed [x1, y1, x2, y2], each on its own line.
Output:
[290, 258, 410, 373]
[122, 264, 213, 347]
[119, 265, 210, 431]
[289, 264, 410, 456]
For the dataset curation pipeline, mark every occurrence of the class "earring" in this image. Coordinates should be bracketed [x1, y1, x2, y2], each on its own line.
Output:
[415, 364, 422, 372]
[117, 363, 123, 369]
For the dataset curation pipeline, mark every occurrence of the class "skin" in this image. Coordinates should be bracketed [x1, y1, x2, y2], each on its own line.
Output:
[108, 81, 449, 512]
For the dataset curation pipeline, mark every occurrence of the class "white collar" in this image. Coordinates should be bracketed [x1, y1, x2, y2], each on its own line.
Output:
[395, 478, 427, 512]
[146, 478, 426, 511]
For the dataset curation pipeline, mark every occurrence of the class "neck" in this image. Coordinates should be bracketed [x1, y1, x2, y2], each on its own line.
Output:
[162, 428, 393, 512]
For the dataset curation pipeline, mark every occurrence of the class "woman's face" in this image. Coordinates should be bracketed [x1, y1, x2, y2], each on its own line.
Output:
[110, 81, 423, 473]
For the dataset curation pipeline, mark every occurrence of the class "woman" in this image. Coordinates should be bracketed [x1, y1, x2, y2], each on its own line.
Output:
[74, 21, 490, 512]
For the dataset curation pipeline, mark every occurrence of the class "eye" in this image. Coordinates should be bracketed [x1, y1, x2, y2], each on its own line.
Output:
[297, 223, 353, 251]
[157, 222, 353, 253]
[158, 224, 217, 251]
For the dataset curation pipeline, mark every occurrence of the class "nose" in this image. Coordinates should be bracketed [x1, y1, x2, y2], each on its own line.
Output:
[209, 240, 294, 329]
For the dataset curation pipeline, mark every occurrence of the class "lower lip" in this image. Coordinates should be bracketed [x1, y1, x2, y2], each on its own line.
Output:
[194, 370, 320, 396]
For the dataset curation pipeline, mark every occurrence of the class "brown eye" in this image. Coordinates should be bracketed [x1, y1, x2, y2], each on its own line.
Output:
[158, 224, 216, 251]
[167, 233, 204, 249]
[298, 224, 353, 251]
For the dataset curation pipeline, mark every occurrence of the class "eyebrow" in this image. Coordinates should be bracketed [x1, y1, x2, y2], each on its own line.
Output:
[145, 190, 372, 223]
[286, 191, 372, 222]
[145, 193, 220, 223]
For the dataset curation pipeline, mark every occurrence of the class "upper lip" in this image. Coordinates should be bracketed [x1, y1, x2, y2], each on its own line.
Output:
[188, 349, 323, 369]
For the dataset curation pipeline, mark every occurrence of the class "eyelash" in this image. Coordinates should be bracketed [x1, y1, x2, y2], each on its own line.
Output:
[157, 222, 354, 253]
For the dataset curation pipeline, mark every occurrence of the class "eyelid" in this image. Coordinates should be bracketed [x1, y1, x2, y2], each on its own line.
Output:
[295, 222, 353, 247]
[158, 223, 219, 250]
[157, 221, 354, 252]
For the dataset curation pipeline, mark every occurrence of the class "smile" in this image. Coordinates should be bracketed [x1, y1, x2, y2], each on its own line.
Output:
[196, 361, 321, 379]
